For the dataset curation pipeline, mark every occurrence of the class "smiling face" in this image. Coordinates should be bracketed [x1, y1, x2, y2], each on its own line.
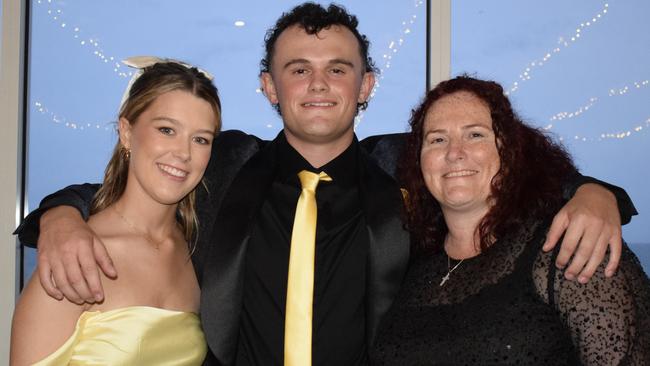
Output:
[419, 91, 501, 214]
[260, 24, 374, 151]
[120, 89, 218, 207]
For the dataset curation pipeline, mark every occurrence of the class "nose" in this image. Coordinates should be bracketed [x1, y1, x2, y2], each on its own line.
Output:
[173, 138, 192, 162]
[445, 138, 466, 162]
[309, 70, 329, 93]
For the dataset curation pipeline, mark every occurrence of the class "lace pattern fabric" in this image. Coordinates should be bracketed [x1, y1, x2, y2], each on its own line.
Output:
[534, 241, 650, 365]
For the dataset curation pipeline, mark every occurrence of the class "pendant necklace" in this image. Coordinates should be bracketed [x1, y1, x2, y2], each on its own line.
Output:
[439, 255, 465, 287]
[112, 206, 162, 250]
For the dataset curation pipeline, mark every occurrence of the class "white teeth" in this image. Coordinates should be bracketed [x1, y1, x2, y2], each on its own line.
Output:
[158, 164, 188, 178]
[444, 170, 477, 178]
[303, 102, 335, 107]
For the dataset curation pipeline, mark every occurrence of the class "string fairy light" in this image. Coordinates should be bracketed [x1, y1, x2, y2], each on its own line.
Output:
[355, 0, 425, 127]
[544, 77, 650, 143]
[33, 0, 133, 132]
[609, 79, 650, 96]
[35, 0, 134, 79]
[33, 101, 114, 132]
[547, 78, 649, 127]
[506, 2, 610, 95]
[559, 116, 650, 142]
[547, 97, 598, 125]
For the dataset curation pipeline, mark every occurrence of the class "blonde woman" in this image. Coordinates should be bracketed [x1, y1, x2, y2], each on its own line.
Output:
[11, 58, 221, 365]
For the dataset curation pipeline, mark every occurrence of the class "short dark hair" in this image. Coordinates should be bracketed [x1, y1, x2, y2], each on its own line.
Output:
[261, 2, 378, 112]
[400, 76, 576, 254]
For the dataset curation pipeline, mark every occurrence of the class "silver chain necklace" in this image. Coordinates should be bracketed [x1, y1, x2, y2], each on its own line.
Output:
[439, 255, 465, 287]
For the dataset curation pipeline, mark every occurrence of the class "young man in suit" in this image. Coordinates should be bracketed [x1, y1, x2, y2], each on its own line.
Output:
[18, 3, 634, 365]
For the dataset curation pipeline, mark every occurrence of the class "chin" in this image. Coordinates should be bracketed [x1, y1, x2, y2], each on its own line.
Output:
[440, 192, 476, 207]
[152, 189, 193, 206]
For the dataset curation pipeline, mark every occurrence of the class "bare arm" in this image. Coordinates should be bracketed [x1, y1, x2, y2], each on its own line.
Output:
[11, 268, 86, 365]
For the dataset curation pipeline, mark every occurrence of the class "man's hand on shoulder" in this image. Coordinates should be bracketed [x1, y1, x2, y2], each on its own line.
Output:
[37, 206, 116, 304]
[543, 183, 621, 283]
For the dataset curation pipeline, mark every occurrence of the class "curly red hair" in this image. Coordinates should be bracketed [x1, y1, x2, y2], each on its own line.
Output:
[400, 76, 576, 254]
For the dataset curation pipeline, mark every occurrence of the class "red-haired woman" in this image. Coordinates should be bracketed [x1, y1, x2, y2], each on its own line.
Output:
[371, 76, 650, 365]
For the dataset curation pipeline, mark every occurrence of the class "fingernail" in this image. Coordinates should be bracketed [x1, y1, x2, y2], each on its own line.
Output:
[605, 269, 614, 277]
[95, 293, 103, 302]
[565, 272, 575, 280]
[578, 276, 588, 283]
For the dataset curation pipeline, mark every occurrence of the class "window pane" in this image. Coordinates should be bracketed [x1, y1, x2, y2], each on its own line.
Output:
[451, 1, 650, 270]
[24, 0, 426, 283]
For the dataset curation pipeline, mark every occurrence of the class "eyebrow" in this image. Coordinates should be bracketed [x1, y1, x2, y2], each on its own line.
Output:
[152, 116, 180, 124]
[424, 123, 492, 134]
[282, 58, 356, 70]
[151, 116, 217, 135]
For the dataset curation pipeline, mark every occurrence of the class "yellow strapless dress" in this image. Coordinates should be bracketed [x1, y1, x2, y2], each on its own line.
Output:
[33, 306, 207, 365]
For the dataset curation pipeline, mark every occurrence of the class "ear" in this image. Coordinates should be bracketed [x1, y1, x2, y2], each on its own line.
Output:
[358, 72, 376, 104]
[118, 117, 133, 150]
[260, 72, 279, 105]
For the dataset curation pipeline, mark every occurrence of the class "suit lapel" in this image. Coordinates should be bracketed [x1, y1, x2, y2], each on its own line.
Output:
[358, 148, 410, 348]
[200, 138, 279, 365]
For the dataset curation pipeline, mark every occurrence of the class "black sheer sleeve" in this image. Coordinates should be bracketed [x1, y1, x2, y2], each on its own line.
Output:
[534, 243, 650, 365]
[13, 183, 100, 247]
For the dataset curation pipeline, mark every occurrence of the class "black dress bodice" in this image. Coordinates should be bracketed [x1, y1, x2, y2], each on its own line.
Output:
[370, 221, 650, 365]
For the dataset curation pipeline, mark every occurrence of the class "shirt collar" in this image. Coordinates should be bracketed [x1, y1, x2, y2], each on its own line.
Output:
[275, 131, 359, 188]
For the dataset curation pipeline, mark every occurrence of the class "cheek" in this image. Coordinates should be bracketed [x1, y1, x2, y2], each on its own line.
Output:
[419, 150, 441, 177]
[133, 131, 163, 154]
[337, 80, 361, 104]
[484, 148, 500, 174]
[279, 80, 304, 99]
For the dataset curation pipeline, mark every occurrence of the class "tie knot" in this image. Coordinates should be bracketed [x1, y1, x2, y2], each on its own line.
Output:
[298, 170, 331, 192]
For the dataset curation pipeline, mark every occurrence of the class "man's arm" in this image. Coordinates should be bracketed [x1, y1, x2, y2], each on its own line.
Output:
[15, 183, 100, 246]
[543, 173, 638, 283]
[14, 183, 115, 303]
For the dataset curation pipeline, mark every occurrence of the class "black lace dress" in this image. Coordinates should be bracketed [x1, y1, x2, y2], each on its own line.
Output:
[370, 222, 650, 365]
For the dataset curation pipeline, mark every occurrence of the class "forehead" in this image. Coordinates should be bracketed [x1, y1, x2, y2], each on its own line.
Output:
[140, 90, 218, 125]
[271, 24, 363, 65]
[424, 91, 492, 129]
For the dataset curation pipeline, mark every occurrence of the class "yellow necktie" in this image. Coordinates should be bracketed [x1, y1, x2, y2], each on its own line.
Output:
[284, 170, 332, 366]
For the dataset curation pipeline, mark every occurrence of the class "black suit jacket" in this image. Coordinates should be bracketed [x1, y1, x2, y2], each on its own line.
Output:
[191, 130, 410, 365]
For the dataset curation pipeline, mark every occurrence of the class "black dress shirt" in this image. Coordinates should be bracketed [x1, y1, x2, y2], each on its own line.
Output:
[236, 134, 369, 365]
